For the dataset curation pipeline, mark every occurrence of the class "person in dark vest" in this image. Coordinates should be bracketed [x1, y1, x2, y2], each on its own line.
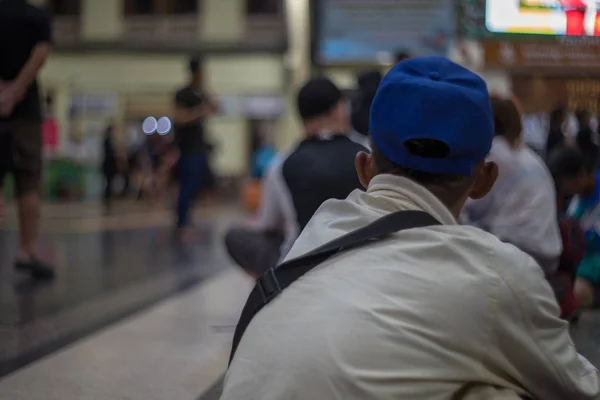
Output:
[102, 124, 118, 212]
[225, 77, 367, 277]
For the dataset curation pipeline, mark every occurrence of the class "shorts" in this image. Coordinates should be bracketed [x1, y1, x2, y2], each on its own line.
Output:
[0, 122, 43, 195]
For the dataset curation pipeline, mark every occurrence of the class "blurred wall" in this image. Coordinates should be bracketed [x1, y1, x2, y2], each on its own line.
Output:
[41, 54, 284, 175]
[38, 0, 287, 177]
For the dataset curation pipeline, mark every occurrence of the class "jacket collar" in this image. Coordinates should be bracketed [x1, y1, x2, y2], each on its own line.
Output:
[366, 174, 458, 226]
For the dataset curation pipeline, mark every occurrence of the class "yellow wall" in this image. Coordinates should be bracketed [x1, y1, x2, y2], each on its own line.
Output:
[41, 54, 189, 90]
[81, 0, 124, 40]
[41, 53, 285, 175]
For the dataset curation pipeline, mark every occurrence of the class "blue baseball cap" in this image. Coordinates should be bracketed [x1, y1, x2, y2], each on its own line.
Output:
[369, 57, 494, 176]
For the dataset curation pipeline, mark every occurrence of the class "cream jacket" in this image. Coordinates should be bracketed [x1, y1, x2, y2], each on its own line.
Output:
[222, 175, 600, 400]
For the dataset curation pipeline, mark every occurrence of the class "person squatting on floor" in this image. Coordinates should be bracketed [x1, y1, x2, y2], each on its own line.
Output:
[221, 57, 600, 400]
[551, 146, 600, 309]
[0, 0, 55, 280]
[461, 97, 586, 318]
[462, 96, 562, 275]
[225, 77, 366, 277]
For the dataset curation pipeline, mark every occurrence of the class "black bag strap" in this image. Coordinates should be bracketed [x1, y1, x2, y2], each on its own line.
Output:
[229, 210, 441, 364]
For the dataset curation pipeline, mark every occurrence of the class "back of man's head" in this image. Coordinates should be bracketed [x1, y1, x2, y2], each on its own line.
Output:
[548, 146, 594, 196]
[362, 57, 496, 210]
[490, 96, 522, 145]
[189, 56, 202, 74]
[297, 77, 343, 122]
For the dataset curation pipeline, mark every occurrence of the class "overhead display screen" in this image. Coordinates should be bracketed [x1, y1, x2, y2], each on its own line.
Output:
[486, 0, 600, 36]
[315, 0, 454, 64]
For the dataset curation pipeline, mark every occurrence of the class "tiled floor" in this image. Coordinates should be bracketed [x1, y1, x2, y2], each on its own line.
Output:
[0, 200, 246, 378]
[0, 268, 253, 400]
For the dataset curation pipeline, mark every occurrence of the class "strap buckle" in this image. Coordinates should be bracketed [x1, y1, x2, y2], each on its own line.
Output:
[256, 268, 282, 303]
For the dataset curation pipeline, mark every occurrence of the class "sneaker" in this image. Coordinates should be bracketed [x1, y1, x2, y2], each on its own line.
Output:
[15, 258, 56, 281]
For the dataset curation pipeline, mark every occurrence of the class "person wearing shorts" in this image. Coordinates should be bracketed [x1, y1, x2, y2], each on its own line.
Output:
[462, 96, 562, 275]
[172, 57, 218, 236]
[0, 0, 54, 279]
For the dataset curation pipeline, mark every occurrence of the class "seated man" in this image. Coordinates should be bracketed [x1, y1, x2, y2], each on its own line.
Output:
[222, 58, 599, 400]
[225, 77, 366, 277]
[462, 96, 562, 275]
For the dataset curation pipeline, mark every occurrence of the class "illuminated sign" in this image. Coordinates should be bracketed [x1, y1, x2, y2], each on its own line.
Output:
[486, 0, 600, 36]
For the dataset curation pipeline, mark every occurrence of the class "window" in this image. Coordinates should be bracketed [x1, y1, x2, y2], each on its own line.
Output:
[170, 0, 198, 14]
[48, 0, 80, 16]
[126, 0, 157, 15]
[246, 0, 280, 15]
[126, 0, 198, 15]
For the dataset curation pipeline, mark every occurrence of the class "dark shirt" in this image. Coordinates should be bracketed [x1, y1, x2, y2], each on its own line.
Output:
[102, 137, 117, 176]
[0, 0, 52, 122]
[576, 127, 599, 167]
[174, 85, 207, 155]
[546, 128, 565, 158]
[282, 135, 366, 230]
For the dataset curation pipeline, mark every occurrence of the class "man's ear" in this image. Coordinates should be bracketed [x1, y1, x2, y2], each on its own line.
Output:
[469, 161, 498, 200]
[355, 151, 376, 189]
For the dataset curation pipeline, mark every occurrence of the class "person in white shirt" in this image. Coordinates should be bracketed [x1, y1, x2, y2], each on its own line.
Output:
[462, 96, 562, 275]
[222, 57, 600, 400]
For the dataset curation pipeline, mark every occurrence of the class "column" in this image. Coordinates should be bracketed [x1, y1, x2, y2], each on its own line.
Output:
[81, 0, 124, 41]
[277, 0, 311, 150]
[53, 86, 70, 155]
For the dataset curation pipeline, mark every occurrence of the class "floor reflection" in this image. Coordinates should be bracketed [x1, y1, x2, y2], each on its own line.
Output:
[0, 223, 225, 377]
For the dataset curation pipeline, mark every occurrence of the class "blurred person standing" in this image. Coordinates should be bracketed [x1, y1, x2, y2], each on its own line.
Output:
[349, 70, 381, 149]
[576, 108, 599, 167]
[102, 124, 118, 212]
[172, 57, 218, 236]
[462, 97, 562, 276]
[225, 77, 366, 277]
[546, 105, 568, 158]
[0, 0, 54, 280]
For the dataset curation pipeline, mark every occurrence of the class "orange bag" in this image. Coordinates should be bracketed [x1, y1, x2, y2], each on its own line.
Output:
[241, 179, 262, 213]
